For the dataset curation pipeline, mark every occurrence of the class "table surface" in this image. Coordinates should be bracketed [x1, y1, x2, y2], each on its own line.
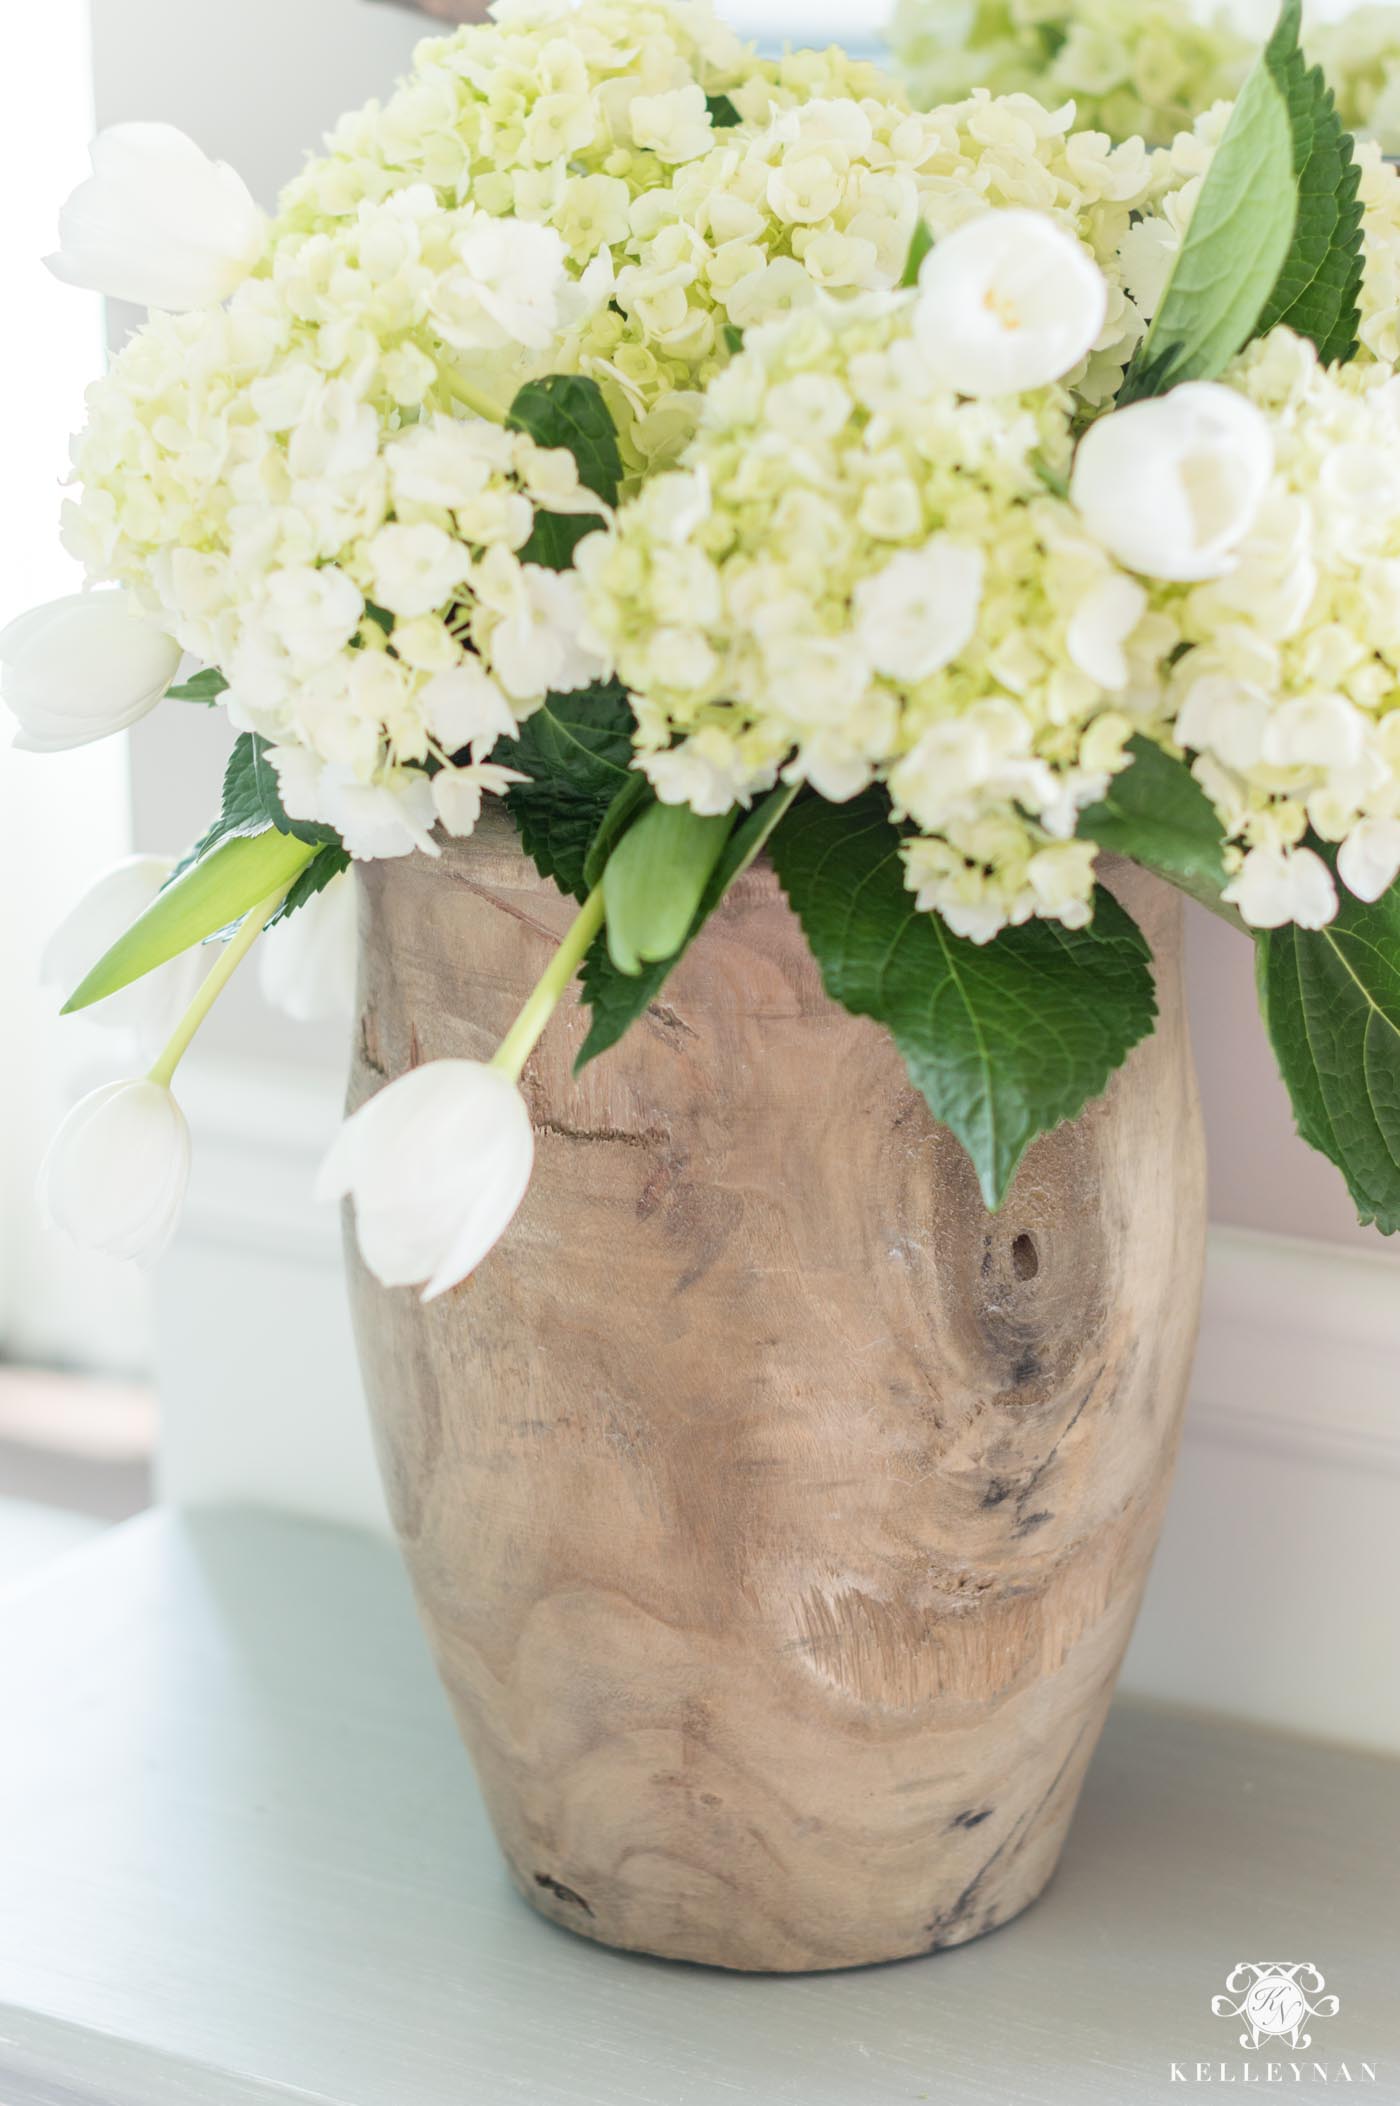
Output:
[0, 1507, 1395, 2106]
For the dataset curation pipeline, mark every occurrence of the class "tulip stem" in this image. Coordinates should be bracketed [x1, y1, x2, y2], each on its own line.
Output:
[147, 887, 288, 1089]
[492, 884, 606, 1084]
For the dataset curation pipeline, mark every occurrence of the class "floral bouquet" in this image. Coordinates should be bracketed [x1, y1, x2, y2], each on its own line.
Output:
[8, 0, 1400, 1297]
[890, 0, 1400, 152]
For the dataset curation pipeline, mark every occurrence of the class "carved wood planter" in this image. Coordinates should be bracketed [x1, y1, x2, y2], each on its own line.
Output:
[346, 815, 1208, 1973]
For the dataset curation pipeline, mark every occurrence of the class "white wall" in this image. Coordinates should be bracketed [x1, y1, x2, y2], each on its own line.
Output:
[0, 0, 154, 1375]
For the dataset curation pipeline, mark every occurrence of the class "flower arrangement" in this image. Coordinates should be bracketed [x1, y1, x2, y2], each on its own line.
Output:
[7, 0, 1400, 1293]
[890, 0, 1400, 153]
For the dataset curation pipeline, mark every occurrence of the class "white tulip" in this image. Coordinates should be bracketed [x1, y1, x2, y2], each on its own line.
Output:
[46, 122, 266, 311]
[0, 590, 181, 751]
[1071, 384, 1274, 583]
[914, 210, 1109, 397]
[1223, 844, 1338, 930]
[319, 1060, 534, 1301]
[258, 871, 359, 1024]
[38, 1078, 191, 1264]
[1338, 818, 1400, 904]
[41, 856, 204, 1054]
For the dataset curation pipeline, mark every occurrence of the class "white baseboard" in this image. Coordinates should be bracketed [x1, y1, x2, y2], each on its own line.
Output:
[1192, 1228, 1400, 1476]
[158, 1055, 1400, 1753]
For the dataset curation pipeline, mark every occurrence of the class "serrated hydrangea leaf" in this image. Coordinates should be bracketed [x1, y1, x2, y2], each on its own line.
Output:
[770, 793, 1158, 1210]
[173, 733, 342, 887]
[506, 374, 622, 506]
[1120, 0, 1364, 399]
[1120, 10, 1297, 400]
[1257, 870, 1400, 1234]
[166, 667, 229, 703]
[576, 785, 798, 1069]
[1079, 735, 1242, 925]
[496, 682, 637, 901]
[268, 844, 352, 928]
[1254, 32, 1364, 363]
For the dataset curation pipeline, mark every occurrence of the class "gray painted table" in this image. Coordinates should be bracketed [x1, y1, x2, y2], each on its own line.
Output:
[0, 1509, 1394, 2105]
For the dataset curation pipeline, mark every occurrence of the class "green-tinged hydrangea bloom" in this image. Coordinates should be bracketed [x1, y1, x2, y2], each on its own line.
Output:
[60, 0, 1193, 850]
[890, 0, 1400, 154]
[580, 297, 1177, 943]
[1163, 328, 1400, 919]
[583, 263, 1400, 940]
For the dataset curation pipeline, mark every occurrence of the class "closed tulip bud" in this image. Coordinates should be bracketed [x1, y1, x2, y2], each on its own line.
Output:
[46, 122, 267, 311]
[319, 1060, 534, 1301]
[914, 210, 1108, 398]
[38, 1079, 191, 1265]
[1071, 383, 1274, 582]
[41, 855, 206, 1056]
[1, 591, 182, 751]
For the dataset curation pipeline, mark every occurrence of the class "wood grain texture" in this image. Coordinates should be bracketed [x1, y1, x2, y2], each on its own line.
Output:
[345, 817, 1209, 1972]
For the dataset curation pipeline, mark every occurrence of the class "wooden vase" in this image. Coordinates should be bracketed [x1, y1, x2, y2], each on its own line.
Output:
[345, 814, 1208, 1973]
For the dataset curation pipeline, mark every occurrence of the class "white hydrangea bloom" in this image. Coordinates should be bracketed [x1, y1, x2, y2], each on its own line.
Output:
[583, 298, 1173, 941]
[1154, 330, 1400, 922]
[51, 0, 1400, 917]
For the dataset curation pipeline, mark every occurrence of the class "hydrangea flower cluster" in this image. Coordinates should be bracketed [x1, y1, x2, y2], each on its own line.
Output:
[56, 0, 1196, 861]
[890, 0, 1400, 154]
[1166, 328, 1400, 925]
[581, 295, 1175, 942]
[584, 187, 1400, 941]
[63, 192, 614, 856]
[575, 83, 1168, 447]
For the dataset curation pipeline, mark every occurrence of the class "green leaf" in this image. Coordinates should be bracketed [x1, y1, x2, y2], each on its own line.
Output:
[496, 683, 637, 901]
[603, 802, 735, 974]
[267, 843, 352, 928]
[576, 784, 798, 1069]
[180, 734, 340, 872]
[1120, 4, 1300, 400]
[1257, 862, 1400, 1234]
[1079, 735, 1244, 928]
[706, 92, 742, 127]
[507, 374, 622, 506]
[722, 323, 745, 356]
[166, 668, 229, 704]
[62, 828, 318, 1014]
[582, 771, 654, 892]
[1254, 19, 1364, 363]
[901, 218, 935, 289]
[770, 793, 1159, 1209]
[517, 510, 608, 573]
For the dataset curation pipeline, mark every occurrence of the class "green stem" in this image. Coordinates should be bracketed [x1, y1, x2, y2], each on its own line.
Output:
[147, 887, 287, 1089]
[442, 369, 510, 425]
[492, 885, 606, 1084]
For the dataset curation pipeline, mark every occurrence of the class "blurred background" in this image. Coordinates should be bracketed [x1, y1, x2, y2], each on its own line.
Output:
[1, 0, 1397, 1751]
